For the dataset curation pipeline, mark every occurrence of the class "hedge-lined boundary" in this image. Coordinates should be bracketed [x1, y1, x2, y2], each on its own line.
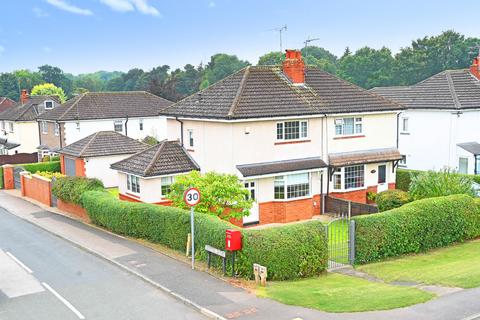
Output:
[81, 191, 328, 280]
[18, 161, 61, 174]
[397, 169, 480, 191]
[354, 194, 480, 264]
[0, 167, 3, 189]
[52, 177, 104, 205]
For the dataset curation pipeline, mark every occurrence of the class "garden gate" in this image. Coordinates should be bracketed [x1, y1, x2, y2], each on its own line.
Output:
[13, 166, 24, 189]
[325, 214, 355, 270]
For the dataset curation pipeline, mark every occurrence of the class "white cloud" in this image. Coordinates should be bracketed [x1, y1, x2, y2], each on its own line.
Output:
[99, 0, 160, 16]
[46, 0, 93, 15]
[208, 1, 216, 8]
[33, 7, 50, 17]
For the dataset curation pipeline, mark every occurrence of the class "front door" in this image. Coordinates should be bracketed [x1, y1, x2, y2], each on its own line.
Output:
[377, 164, 388, 193]
[243, 180, 259, 224]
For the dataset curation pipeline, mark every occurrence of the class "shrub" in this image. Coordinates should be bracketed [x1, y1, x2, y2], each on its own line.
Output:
[409, 169, 475, 200]
[366, 191, 377, 202]
[42, 155, 51, 162]
[354, 194, 480, 264]
[81, 191, 327, 280]
[376, 189, 410, 212]
[20, 161, 61, 174]
[0, 167, 3, 189]
[396, 169, 421, 191]
[35, 171, 64, 179]
[52, 176, 104, 205]
[50, 156, 60, 162]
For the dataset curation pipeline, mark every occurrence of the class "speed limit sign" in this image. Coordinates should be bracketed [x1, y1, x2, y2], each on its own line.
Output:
[184, 187, 201, 207]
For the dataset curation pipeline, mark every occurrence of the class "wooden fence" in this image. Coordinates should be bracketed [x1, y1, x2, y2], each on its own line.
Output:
[0, 152, 38, 166]
[324, 195, 378, 217]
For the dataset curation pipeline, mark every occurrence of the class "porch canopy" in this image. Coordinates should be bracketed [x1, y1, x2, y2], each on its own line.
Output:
[0, 136, 20, 150]
[457, 142, 480, 155]
[237, 157, 327, 178]
[328, 147, 402, 167]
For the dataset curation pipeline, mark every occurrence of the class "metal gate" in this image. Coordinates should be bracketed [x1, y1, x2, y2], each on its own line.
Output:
[64, 157, 76, 176]
[325, 214, 355, 270]
[13, 166, 24, 189]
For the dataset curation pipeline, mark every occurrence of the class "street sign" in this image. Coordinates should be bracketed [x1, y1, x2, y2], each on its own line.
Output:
[184, 187, 201, 270]
[184, 187, 201, 207]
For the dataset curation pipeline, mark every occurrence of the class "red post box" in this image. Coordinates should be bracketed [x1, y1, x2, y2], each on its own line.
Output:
[226, 229, 242, 251]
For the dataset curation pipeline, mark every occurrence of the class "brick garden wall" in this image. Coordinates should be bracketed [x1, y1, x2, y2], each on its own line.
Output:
[20, 173, 52, 207]
[258, 194, 321, 225]
[57, 199, 90, 222]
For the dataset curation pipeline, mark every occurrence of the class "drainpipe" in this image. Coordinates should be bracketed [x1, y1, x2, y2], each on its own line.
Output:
[57, 121, 63, 148]
[323, 114, 330, 197]
[175, 117, 184, 146]
[125, 116, 129, 136]
[396, 112, 401, 148]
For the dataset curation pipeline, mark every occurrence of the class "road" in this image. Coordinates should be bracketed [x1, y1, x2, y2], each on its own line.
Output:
[0, 208, 205, 320]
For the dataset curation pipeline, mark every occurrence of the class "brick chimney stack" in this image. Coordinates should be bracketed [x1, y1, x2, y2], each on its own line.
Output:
[470, 56, 480, 80]
[20, 89, 29, 105]
[282, 49, 305, 84]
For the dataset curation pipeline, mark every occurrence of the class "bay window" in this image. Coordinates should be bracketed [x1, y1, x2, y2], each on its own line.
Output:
[332, 165, 365, 190]
[276, 120, 308, 141]
[335, 117, 362, 136]
[274, 173, 310, 200]
[127, 174, 140, 193]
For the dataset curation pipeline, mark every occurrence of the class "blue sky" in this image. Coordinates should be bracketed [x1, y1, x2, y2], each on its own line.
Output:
[0, 0, 478, 74]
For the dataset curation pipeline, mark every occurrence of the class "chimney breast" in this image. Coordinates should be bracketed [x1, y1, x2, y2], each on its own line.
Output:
[282, 49, 305, 84]
[470, 57, 480, 80]
[20, 89, 29, 105]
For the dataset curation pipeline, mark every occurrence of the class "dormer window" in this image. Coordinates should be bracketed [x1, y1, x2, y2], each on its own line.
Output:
[44, 100, 54, 110]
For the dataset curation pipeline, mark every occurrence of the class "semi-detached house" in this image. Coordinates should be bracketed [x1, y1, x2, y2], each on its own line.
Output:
[113, 50, 404, 226]
[36, 91, 173, 158]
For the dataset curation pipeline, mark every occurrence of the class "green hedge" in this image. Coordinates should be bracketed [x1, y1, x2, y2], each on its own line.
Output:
[52, 177, 104, 205]
[397, 169, 480, 191]
[376, 189, 410, 212]
[81, 191, 328, 280]
[0, 167, 3, 189]
[354, 194, 480, 264]
[19, 161, 61, 174]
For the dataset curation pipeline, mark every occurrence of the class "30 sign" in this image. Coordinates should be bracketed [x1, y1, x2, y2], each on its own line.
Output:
[184, 187, 201, 207]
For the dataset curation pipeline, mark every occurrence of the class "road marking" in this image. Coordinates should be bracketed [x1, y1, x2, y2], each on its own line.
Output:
[6, 252, 33, 274]
[42, 282, 85, 319]
[463, 313, 480, 320]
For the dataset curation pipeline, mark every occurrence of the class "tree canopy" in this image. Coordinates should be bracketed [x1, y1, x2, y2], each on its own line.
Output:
[31, 83, 67, 103]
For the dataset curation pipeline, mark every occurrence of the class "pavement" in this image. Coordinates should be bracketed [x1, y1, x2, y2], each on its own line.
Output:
[2, 190, 480, 320]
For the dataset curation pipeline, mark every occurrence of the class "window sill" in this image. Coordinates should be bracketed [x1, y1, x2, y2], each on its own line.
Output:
[274, 139, 311, 146]
[332, 186, 367, 193]
[400, 132, 410, 135]
[273, 195, 312, 202]
[186, 149, 195, 152]
[333, 135, 365, 140]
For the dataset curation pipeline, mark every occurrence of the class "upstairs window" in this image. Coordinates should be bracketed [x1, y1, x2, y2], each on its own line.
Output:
[401, 117, 409, 133]
[114, 121, 123, 133]
[274, 173, 310, 200]
[8, 122, 14, 133]
[127, 174, 140, 193]
[139, 119, 144, 131]
[161, 176, 174, 196]
[41, 121, 48, 134]
[335, 117, 362, 136]
[187, 129, 194, 148]
[276, 120, 308, 140]
[54, 123, 60, 136]
[44, 100, 54, 110]
[0, 121, 4, 131]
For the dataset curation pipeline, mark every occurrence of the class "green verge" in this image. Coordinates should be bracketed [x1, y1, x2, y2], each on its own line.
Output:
[358, 239, 480, 288]
[257, 273, 434, 313]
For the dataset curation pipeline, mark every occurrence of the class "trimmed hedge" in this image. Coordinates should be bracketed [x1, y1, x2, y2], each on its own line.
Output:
[376, 189, 410, 212]
[19, 161, 61, 174]
[397, 168, 480, 191]
[354, 194, 480, 264]
[81, 191, 328, 280]
[52, 177, 104, 205]
[0, 166, 3, 189]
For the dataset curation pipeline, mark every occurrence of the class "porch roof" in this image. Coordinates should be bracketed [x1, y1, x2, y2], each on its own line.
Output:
[329, 147, 402, 167]
[457, 142, 480, 156]
[236, 157, 327, 178]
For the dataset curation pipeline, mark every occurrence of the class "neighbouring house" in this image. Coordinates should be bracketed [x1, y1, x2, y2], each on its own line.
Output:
[110, 140, 200, 203]
[36, 91, 173, 158]
[371, 55, 480, 174]
[112, 49, 403, 226]
[0, 97, 15, 113]
[58, 131, 148, 188]
[0, 90, 60, 155]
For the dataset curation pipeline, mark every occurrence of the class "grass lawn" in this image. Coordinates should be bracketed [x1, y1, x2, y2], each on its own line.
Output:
[106, 187, 119, 198]
[357, 239, 480, 288]
[257, 273, 434, 313]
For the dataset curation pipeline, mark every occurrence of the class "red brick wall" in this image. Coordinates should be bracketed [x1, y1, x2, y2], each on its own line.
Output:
[331, 183, 398, 204]
[3, 165, 14, 190]
[57, 199, 90, 222]
[75, 158, 85, 177]
[21, 174, 52, 207]
[258, 194, 321, 225]
[60, 155, 65, 174]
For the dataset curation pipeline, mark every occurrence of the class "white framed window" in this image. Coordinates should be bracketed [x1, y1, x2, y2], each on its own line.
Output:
[401, 117, 409, 133]
[41, 121, 48, 134]
[114, 121, 123, 133]
[161, 176, 174, 196]
[8, 122, 14, 133]
[0, 146, 7, 155]
[332, 165, 365, 190]
[274, 173, 310, 200]
[0, 121, 5, 131]
[139, 119, 144, 131]
[399, 155, 407, 167]
[459, 157, 468, 174]
[187, 129, 194, 148]
[335, 117, 362, 136]
[54, 123, 60, 136]
[127, 174, 140, 193]
[44, 100, 54, 110]
[276, 120, 308, 141]
[76, 122, 80, 130]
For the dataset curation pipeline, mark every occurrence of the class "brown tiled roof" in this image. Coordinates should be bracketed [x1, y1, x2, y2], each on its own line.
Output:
[0, 97, 15, 113]
[329, 148, 402, 167]
[371, 69, 480, 110]
[160, 66, 403, 120]
[110, 140, 200, 177]
[0, 96, 60, 121]
[38, 91, 173, 121]
[59, 131, 148, 158]
[458, 142, 480, 155]
[236, 157, 327, 177]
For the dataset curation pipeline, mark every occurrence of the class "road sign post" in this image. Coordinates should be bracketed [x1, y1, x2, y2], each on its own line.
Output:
[184, 187, 201, 270]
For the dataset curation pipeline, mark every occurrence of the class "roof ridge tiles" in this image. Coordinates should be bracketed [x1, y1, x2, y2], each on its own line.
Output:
[228, 66, 250, 117]
[144, 140, 168, 176]
[78, 131, 100, 157]
[446, 72, 462, 109]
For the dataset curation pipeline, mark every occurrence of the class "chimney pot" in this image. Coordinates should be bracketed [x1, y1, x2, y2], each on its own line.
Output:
[470, 57, 480, 80]
[20, 89, 29, 104]
[282, 49, 305, 84]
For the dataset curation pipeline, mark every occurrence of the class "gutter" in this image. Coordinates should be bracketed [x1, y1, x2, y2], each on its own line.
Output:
[175, 117, 184, 146]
